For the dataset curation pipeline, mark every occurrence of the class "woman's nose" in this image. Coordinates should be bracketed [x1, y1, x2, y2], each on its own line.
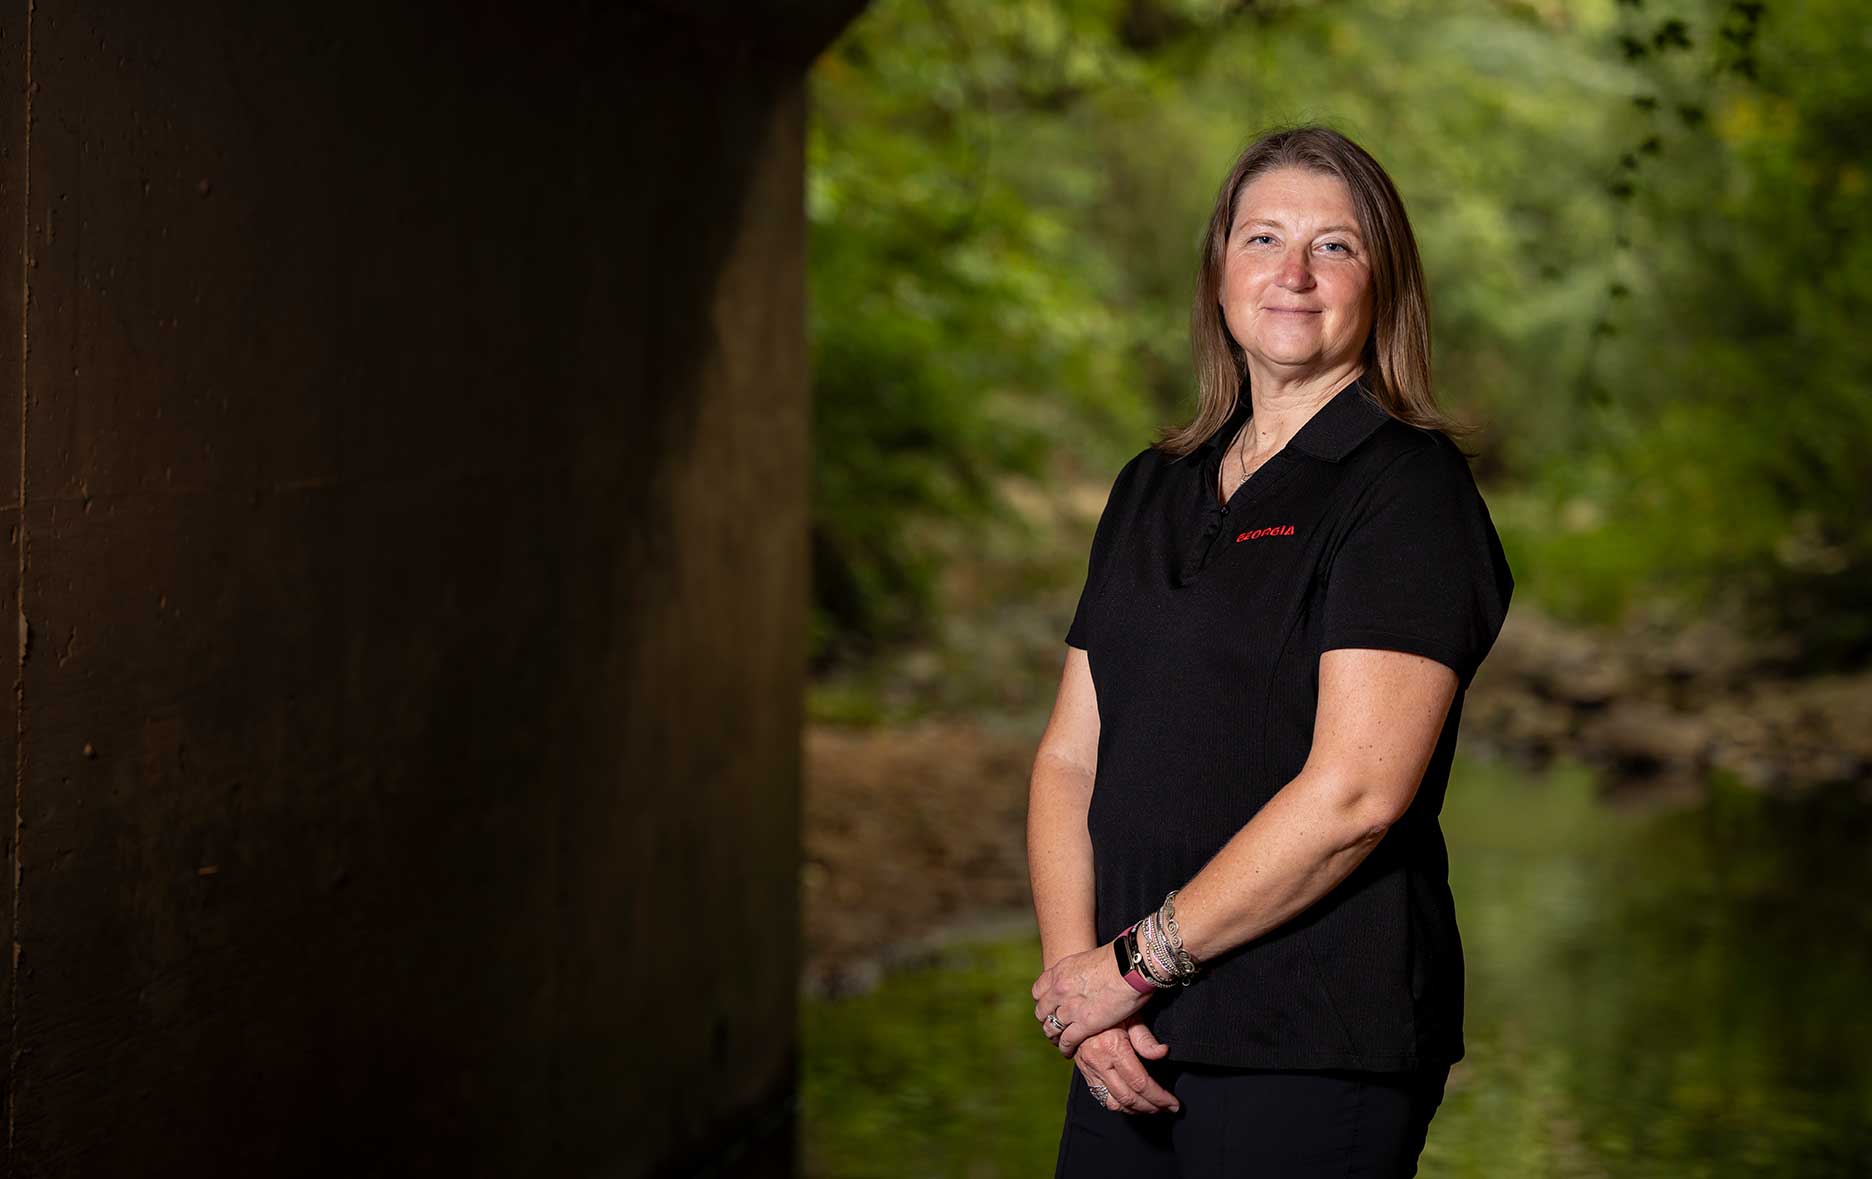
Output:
[1276, 249, 1314, 288]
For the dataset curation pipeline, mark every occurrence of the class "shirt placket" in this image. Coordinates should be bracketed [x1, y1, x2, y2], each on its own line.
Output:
[1176, 454, 1299, 585]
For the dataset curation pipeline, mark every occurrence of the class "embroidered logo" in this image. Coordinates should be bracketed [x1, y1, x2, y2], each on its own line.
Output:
[1235, 524, 1296, 543]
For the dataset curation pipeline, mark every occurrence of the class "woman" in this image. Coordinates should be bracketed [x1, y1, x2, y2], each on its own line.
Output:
[1026, 124, 1514, 1177]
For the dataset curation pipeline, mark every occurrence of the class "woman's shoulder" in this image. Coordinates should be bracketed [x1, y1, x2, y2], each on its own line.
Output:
[1105, 442, 1176, 494]
[1077, 445, 1162, 530]
[1354, 416, 1482, 490]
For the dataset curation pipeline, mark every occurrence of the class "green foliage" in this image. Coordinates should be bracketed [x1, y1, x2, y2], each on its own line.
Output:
[807, 0, 1171, 666]
[1509, 0, 1872, 664]
[809, 0, 1869, 671]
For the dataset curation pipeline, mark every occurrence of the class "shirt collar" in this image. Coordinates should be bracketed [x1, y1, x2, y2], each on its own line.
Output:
[1198, 372, 1390, 465]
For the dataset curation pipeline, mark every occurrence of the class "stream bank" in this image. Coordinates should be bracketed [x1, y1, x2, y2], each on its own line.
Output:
[802, 606, 1872, 997]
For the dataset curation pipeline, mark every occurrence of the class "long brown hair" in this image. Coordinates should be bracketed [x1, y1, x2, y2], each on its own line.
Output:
[1158, 123, 1477, 458]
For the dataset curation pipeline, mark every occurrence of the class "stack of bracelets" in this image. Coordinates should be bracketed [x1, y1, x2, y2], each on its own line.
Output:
[1113, 888, 1202, 992]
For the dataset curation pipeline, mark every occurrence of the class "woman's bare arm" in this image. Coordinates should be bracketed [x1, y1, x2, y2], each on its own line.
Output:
[1169, 646, 1458, 964]
[1027, 646, 1102, 971]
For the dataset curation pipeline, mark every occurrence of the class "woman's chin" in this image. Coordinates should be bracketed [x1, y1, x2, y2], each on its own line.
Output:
[1249, 344, 1323, 368]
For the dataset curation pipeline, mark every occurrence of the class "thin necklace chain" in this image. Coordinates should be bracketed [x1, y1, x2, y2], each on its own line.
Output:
[1219, 418, 1254, 504]
[1225, 375, 1355, 498]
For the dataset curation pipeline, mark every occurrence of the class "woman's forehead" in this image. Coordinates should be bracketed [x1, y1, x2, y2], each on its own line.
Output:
[1233, 171, 1359, 231]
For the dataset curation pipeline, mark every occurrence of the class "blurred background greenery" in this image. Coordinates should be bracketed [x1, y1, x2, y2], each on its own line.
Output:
[795, 0, 1870, 1174]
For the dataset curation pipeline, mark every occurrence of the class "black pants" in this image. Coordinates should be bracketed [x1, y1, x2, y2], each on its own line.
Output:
[1052, 1058, 1451, 1178]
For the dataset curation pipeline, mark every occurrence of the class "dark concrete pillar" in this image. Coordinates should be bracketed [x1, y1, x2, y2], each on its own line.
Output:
[0, 3, 863, 1175]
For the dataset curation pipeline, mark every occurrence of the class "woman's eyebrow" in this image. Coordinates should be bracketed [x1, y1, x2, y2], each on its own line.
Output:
[1237, 217, 1361, 237]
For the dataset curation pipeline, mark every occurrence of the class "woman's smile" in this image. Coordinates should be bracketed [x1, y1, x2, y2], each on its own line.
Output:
[1218, 166, 1375, 376]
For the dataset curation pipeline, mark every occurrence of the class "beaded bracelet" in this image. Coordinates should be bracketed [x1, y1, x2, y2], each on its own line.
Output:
[1136, 910, 1183, 987]
[1133, 912, 1167, 986]
[1131, 889, 1202, 986]
[1137, 911, 1178, 986]
[1112, 889, 1207, 995]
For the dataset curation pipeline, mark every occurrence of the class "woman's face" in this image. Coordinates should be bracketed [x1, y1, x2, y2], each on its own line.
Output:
[1219, 166, 1374, 379]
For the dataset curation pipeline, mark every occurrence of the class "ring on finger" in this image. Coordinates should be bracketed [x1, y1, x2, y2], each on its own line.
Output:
[1044, 1012, 1066, 1035]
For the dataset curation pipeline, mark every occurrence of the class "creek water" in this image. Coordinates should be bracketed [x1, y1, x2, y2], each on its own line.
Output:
[800, 756, 1871, 1177]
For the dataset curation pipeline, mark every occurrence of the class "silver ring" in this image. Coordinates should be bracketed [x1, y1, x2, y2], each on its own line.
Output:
[1044, 1012, 1066, 1034]
[1086, 1080, 1111, 1103]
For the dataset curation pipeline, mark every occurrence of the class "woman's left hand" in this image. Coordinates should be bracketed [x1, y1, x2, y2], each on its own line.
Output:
[1031, 939, 1151, 1058]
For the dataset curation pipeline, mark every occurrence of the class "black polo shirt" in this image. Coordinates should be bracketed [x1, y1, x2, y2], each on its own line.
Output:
[1064, 373, 1513, 1072]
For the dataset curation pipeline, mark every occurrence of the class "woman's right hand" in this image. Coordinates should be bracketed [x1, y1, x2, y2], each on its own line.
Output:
[1073, 1015, 1181, 1115]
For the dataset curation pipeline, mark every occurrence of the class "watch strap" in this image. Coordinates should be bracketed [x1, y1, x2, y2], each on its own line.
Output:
[1115, 923, 1158, 994]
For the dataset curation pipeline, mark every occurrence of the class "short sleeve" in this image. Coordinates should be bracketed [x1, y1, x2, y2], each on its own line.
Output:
[1065, 453, 1142, 651]
[1319, 439, 1514, 688]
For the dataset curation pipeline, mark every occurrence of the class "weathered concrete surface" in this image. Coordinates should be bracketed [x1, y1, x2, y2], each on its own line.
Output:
[0, 2, 862, 1175]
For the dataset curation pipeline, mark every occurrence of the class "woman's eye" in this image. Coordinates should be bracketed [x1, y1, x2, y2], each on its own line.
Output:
[1247, 234, 1274, 245]
[1322, 241, 1350, 254]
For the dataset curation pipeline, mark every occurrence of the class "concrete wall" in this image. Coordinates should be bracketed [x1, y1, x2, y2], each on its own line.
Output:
[0, 2, 861, 1174]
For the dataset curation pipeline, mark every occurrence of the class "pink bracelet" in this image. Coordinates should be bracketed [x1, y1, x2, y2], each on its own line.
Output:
[1117, 923, 1158, 994]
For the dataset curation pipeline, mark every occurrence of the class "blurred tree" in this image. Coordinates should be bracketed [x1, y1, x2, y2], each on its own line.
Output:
[807, 0, 1868, 676]
[1518, 0, 1872, 666]
[806, 0, 1256, 667]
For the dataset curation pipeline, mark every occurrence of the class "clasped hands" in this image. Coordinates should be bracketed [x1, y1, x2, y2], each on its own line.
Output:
[1030, 939, 1181, 1116]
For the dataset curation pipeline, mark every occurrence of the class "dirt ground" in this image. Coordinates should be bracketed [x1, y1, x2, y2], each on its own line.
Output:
[802, 718, 1044, 997]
